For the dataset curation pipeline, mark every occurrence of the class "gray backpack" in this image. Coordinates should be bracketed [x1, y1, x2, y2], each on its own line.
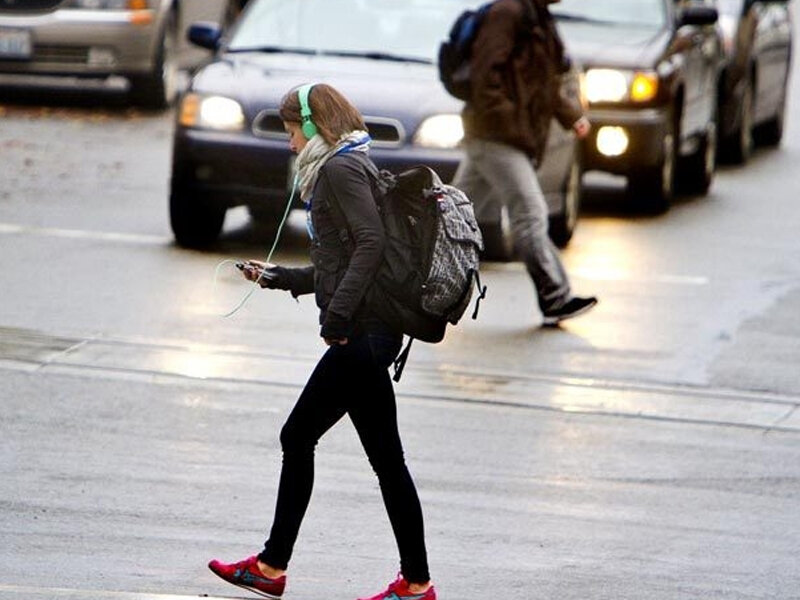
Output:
[333, 155, 487, 379]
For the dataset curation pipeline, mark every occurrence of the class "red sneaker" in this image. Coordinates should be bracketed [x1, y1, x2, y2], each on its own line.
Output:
[208, 555, 286, 599]
[357, 574, 436, 600]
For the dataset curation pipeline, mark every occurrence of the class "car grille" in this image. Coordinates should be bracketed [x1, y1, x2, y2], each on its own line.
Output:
[0, 0, 63, 13]
[34, 45, 91, 64]
[253, 109, 405, 148]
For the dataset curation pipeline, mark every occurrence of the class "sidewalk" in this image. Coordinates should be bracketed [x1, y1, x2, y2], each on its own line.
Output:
[3, 327, 799, 433]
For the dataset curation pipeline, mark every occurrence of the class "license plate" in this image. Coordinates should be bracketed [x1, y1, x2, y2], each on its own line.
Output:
[0, 28, 32, 60]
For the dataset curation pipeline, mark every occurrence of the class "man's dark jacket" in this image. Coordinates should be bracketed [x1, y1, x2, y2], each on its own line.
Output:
[462, 0, 583, 164]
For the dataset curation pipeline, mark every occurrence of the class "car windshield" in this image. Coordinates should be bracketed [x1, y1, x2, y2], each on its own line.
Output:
[550, 0, 666, 28]
[228, 0, 482, 63]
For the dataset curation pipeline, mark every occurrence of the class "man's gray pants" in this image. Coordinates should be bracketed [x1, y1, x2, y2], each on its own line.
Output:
[452, 138, 571, 313]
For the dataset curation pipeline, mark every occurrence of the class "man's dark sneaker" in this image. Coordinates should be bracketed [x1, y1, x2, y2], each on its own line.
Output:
[208, 555, 286, 599]
[357, 573, 437, 600]
[542, 296, 598, 326]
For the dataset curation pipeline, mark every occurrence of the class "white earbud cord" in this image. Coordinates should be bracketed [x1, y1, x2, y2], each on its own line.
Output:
[214, 172, 300, 317]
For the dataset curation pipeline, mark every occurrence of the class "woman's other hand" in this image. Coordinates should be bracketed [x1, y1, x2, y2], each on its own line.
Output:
[573, 115, 591, 139]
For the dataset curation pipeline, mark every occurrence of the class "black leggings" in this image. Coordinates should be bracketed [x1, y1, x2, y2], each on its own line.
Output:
[258, 332, 430, 584]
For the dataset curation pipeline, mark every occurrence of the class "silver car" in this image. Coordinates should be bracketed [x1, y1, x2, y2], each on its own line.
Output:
[0, 0, 231, 108]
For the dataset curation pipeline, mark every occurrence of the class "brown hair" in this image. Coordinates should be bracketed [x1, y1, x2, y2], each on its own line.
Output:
[279, 83, 367, 146]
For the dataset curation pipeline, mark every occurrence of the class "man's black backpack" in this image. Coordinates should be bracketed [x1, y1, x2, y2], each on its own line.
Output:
[438, 1, 494, 100]
[332, 155, 487, 380]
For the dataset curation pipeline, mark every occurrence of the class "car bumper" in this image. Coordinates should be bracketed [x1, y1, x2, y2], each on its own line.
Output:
[582, 106, 670, 175]
[0, 10, 158, 77]
[172, 126, 464, 212]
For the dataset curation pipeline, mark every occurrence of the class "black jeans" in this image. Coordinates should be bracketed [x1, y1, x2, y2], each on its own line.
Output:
[258, 332, 431, 584]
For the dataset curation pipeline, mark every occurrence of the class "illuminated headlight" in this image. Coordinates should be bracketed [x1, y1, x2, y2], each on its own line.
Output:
[585, 69, 658, 103]
[66, 0, 149, 8]
[585, 69, 628, 102]
[179, 94, 245, 131]
[596, 126, 629, 157]
[414, 115, 464, 149]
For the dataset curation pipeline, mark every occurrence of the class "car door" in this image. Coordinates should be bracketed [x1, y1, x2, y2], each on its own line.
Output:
[673, 0, 720, 140]
[750, 0, 793, 120]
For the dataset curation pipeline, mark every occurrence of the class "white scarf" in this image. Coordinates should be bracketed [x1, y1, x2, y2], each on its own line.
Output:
[295, 130, 371, 202]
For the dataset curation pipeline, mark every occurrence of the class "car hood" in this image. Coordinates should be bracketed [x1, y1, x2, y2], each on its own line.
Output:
[190, 52, 463, 119]
[559, 22, 672, 70]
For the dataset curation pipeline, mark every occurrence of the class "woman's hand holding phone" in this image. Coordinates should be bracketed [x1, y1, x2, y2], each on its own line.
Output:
[237, 260, 277, 287]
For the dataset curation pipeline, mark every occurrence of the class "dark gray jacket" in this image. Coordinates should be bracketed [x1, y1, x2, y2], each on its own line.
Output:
[274, 153, 386, 339]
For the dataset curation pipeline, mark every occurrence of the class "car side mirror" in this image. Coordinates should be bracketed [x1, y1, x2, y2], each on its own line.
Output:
[188, 22, 223, 51]
[678, 5, 719, 27]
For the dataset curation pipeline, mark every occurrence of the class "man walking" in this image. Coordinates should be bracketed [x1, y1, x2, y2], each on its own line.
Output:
[452, 0, 597, 326]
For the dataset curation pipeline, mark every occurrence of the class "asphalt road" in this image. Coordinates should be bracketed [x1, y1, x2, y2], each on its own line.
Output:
[2, 20, 800, 600]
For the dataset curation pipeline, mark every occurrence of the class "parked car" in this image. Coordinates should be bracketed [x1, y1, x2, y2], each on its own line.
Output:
[553, 0, 723, 212]
[169, 0, 583, 252]
[0, 0, 232, 108]
[715, 0, 793, 163]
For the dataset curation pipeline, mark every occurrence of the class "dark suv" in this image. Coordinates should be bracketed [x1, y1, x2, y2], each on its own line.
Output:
[554, 0, 723, 212]
[715, 0, 793, 164]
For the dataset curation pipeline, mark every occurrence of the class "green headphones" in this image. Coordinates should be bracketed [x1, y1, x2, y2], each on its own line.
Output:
[298, 83, 318, 140]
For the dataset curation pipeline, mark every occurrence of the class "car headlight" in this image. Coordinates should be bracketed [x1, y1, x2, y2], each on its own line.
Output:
[179, 94, 246, 132]
[414, 115, 464, 149]
[65, 0, 149, 8]
[585, 68, 658, 104]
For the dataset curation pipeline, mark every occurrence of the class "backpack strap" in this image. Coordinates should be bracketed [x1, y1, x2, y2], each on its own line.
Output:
[392, 337, 414, 383]
[346, 151, 392, 197]
[471, 270, 488, 320]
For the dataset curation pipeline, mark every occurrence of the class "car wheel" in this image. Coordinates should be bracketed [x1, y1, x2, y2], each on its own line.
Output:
[248, 203, 287, 224]
[628, 110, 676, 214]
[679, 119, 716, 196]
[722, 74, 754, 164]
[754, 80, 787, 147]
[129, 9, 180, 109]
[170, 179, 226, 248]
[247, 203, 287, 240]
[479, 206, 514, 262]
[549, 145, 582, 248]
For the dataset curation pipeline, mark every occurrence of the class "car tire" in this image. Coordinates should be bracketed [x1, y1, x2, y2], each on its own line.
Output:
[679, 120, 716, 196]
[248, 203, 287, 225]
[170, 180, 226, 248]
[247, 203, 287, 241]
[754, 80, 787, 147]
[479, 207, 514, 262]
[549, 145, 582, 248]
[628, 109, 676, 214]
[721, 74, 754, 164]
[129, 8, 180, 109]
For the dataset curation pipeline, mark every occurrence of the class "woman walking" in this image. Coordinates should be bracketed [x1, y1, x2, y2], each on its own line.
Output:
[207, 83, 436, 600]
